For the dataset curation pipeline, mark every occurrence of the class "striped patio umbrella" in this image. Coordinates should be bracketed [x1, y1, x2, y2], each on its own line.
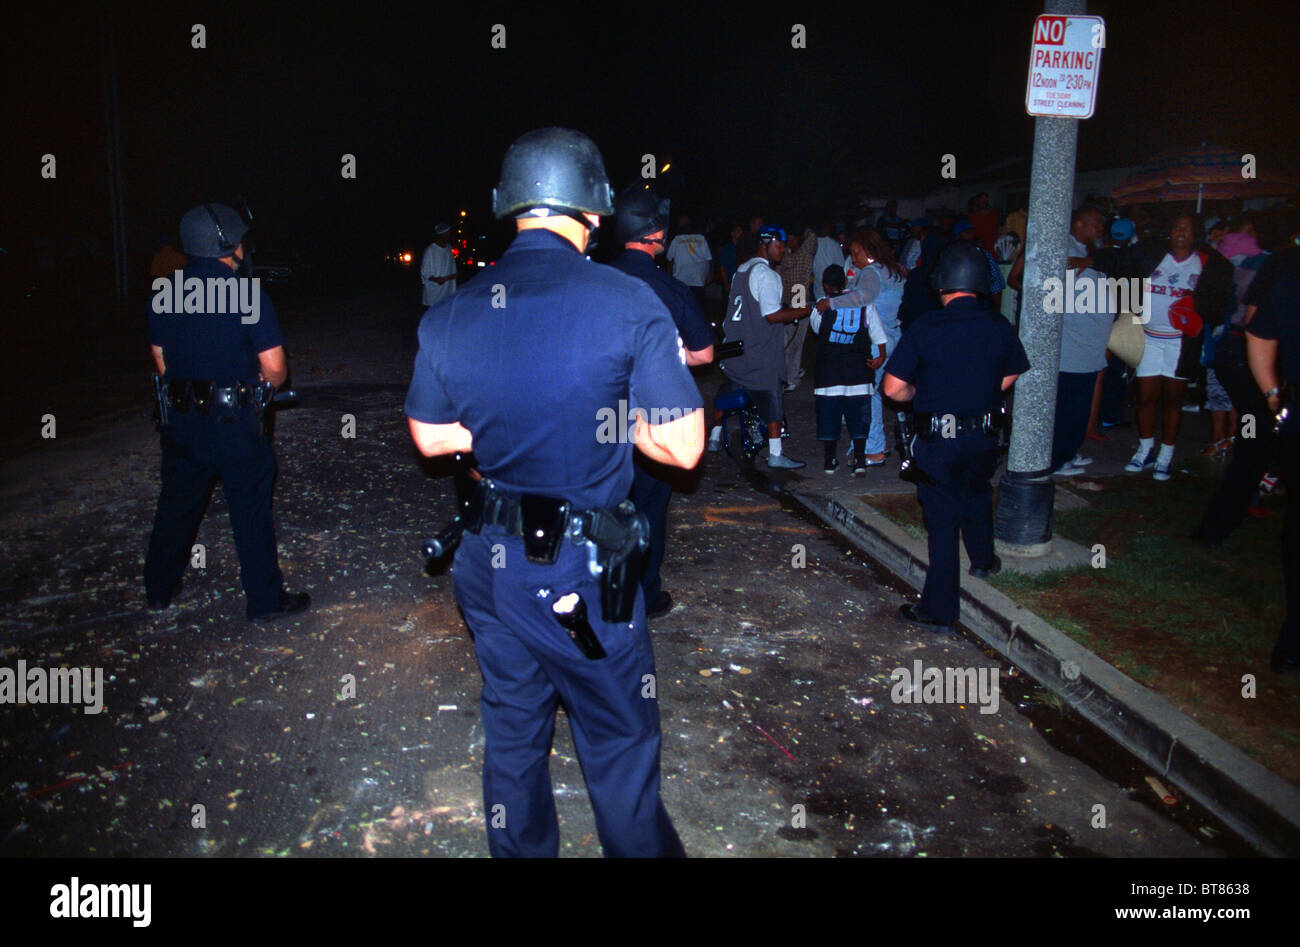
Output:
[1111, 144, 1297, 212]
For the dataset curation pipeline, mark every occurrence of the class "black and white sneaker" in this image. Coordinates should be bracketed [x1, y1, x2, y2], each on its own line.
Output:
[824, 456, 839, 474]
[1124, 448, 1156, 474]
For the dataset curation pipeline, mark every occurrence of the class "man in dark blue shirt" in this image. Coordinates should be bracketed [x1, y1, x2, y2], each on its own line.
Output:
[406, 129, 704, 857]
[144, 203, 309, 622]
[883, 241, 1029, 631]
[609, 186, 714, 619]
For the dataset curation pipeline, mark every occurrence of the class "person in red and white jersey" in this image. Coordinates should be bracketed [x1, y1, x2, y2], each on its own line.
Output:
[1073, 213, 1235, 481]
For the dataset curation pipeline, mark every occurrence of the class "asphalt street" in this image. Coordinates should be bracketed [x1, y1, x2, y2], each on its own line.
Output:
[0, 282, 1229, 857]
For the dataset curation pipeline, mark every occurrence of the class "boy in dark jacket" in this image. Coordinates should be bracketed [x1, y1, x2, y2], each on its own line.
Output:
[811, 264, 888, 474]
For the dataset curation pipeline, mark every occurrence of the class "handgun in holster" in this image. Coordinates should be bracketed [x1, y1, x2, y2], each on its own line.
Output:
[571, 501, 649, 624]
[151, 373, 169, 430]
[895, 411, 934, 486]
[421, 454, 482, 566]
[252, 382, 297, 436]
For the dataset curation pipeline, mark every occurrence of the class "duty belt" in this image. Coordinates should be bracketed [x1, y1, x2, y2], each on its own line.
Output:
[459, 478, 649, 623]
[913, 412, 1002, 439]
[163, 379, 262, 414]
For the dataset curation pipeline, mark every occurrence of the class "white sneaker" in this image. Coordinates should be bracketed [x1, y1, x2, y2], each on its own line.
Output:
[1054, 463, 1085, 476]
[1124, 449, 1156, 473]
[1153, 461, 1172, 481]
[767, 453, 806, 470]
[1070, 454, 1093, 467]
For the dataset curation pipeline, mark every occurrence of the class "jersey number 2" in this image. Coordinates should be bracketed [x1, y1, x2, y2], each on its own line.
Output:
[730, 295, 744, 321]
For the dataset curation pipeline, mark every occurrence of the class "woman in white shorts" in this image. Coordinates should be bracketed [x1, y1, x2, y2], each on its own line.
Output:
[1080, 213, 1237, 480]
[1130, 216, 1201, 479]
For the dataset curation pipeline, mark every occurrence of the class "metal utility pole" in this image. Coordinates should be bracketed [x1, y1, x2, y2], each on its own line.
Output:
[995, 0, 1095, 556]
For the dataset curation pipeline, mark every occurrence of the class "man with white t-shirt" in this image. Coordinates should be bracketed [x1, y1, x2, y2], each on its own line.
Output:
[665, 217, 712, 301]
[812, 222, 844, 288]
[419, 223, 457, 306]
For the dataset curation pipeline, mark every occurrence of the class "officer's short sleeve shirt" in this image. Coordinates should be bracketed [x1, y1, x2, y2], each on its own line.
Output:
[147, 257, 285, 383]
[884, 297, 1029, 414]
[405, 228, 703, 510]
[1246, 271, 1300, 384]
[1244, 247, 1300, 310]
[610, 250, 715, 353]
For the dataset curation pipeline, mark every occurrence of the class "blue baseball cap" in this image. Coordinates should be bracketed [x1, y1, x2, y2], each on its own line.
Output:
[951, 218, 973, 236]
[1110, 218, 1135, 241]
[758, 225, 788, 244]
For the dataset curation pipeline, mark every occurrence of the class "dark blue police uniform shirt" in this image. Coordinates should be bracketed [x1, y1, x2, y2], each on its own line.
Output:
[610, 249, 715, 353]
[1247, 268, 1300, 386]
[884, 296, 1030, 415]
[147, 256, 285, 384]
[405, 228, 703, 511]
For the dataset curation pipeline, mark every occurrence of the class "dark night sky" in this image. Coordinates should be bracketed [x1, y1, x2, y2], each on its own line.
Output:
[7, 0, 1297, 278]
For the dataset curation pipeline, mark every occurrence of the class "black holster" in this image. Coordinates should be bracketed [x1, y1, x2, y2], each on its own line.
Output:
[895, 411, 933, 486]
[571, 501, 649, 624]
[151, 373, 169, 429]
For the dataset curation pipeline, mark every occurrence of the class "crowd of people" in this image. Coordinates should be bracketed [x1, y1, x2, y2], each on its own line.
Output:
[637, 196, 1298, 490]
[663, 194, 1298, 673]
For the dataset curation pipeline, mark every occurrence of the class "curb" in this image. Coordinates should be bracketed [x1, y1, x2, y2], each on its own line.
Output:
[788, 486, 1300, 857]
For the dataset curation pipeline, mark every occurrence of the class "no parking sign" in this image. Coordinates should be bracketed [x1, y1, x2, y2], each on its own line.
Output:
[1025, 14, 1104, 119]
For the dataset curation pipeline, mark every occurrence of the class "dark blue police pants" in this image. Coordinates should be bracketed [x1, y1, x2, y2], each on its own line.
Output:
[453, 530, 685, 858]
[1050, 370, 1099, 472]
[144, 409, 284, 618]
[915, 433, 1001, 625]
[1198, 335, 1276, 542]
[630, 458, 672, 603]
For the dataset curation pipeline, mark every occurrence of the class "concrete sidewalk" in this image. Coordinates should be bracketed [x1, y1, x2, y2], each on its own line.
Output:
[725, 367, 1300, 856]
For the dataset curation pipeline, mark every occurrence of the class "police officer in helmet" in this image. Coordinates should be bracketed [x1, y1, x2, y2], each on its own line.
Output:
[144, 203, 310, 622]
[405, 128, 703, 857]
[882, 240, 1029, 632]
[609, 185, 715, 621]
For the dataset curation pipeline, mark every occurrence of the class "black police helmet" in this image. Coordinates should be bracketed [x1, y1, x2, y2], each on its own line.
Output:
[179, 203, 249, 258]
[929, 240, 991, 294]
[491, 127, 616, 220]
[614, 186, 670, 245]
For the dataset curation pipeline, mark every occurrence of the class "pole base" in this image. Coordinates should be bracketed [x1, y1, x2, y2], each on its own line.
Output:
[995, 537, 1054, 559]
[995, 469, 1054, 552]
